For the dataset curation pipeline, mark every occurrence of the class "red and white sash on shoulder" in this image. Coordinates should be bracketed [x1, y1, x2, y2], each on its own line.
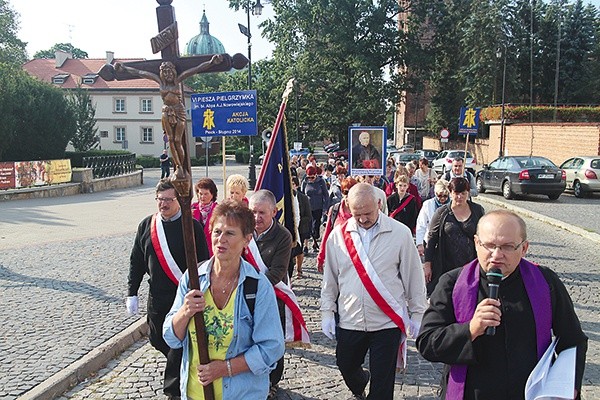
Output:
[150, 213, 183, 285]
[341, 220, 419, 369]
[244, 239, 311, 347]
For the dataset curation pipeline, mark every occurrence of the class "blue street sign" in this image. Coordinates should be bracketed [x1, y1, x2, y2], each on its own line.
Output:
[191, 90, 258, 137]
[458, 107, 481, 136]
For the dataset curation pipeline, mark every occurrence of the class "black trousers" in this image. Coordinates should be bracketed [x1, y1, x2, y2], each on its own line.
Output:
[336, 327, 401, 400]
[310, 209, 323, 241]
[269, 297, 286, 387]
[161, 165, 170, 178]
[148, 309, 182, 397]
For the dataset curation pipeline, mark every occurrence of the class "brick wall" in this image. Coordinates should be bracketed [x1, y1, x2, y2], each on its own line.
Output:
[424, 123, 600, 166]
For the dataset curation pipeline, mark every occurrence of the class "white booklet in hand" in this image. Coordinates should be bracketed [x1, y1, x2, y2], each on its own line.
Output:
[525, 337, 577, 400]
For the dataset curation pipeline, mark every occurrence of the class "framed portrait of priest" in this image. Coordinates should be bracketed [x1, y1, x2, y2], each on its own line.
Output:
[348, 126, 386, 176]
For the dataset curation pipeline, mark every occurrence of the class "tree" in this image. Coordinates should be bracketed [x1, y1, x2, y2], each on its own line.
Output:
[33, 43, 89, 59]
[0, 64, 76, 161]
[67, 84, 99, 151]
[231, 0, 406, 148]
[0, 0, 27, 65]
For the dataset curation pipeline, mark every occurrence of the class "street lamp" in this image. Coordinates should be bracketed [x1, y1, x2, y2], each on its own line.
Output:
[497, 47, 507, 157]
[238, 0, 263, 189]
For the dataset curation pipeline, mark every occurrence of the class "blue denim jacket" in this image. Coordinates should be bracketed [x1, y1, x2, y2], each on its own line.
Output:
[163, 258, 285, 399]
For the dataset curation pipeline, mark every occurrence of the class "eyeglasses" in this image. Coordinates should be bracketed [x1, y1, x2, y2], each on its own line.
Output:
[307, 175, 316, 179]
[436, 193, 449, 200]
[477, 239, 526, 253]
[155, 197, 177, 203]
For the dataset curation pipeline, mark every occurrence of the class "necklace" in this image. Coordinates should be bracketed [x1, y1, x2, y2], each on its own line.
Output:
[210, 272, 239, 308]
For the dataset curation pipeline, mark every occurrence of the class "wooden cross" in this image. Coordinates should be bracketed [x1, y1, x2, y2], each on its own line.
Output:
[98, 2, 248, 399]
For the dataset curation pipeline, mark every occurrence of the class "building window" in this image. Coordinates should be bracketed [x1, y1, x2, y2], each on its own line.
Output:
[100, 130, 109, 138]
[141, 127, 153, 143]
[115, 127, 126, 142]
[114, 98, 126, 113]
[140, 98, 153, 113]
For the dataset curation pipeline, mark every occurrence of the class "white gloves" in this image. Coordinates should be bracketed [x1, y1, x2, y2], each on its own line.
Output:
[321, 312, 336, 340]
[126, 296, 139, 316]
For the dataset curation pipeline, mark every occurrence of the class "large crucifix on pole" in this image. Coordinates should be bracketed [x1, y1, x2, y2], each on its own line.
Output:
[98, 1, 248, 399]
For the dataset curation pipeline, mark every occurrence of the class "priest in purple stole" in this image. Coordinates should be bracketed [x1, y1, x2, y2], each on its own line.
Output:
[416, 210, 587, 400]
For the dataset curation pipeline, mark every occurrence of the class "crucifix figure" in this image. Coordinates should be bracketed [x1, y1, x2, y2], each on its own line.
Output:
[114, 55, 223, 181]
[98, 2, 248, 400]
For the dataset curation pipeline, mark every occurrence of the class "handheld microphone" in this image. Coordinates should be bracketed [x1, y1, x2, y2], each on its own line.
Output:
[485, 268, 503, 336]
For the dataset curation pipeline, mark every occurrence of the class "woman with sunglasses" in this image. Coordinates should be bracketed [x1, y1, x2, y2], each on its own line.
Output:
[415, 179, 450, 261]
[423, 177, 485, 295]
[300, 165, 329, 252]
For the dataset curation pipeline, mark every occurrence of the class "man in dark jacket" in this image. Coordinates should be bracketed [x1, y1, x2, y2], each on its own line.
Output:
[417, 210, 587, 400]
[301, 165, 329, 251]
[249, 190, 293, 398]
[127, 179, 209, 399]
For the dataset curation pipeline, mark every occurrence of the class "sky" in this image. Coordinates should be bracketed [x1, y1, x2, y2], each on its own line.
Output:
[10, 0, 600, 62]
[11, 0, 275, 61]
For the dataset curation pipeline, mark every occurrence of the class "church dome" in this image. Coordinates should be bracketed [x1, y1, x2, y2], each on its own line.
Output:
[185, 10, 226, 56]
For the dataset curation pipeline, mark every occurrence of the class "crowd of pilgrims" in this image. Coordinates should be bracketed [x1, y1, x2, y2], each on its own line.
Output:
[286, 152, 482, 294]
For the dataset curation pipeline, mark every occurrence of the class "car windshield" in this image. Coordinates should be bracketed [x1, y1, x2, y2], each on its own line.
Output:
[449, 151, 472, 159]
[515, 157, 556, 168]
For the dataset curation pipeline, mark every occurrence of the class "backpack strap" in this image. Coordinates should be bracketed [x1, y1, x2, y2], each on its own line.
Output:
[330, 202, 341, 227]
[243, 276, 259, 316]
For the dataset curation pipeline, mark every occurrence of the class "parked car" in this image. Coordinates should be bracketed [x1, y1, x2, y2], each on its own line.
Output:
[476, 156, 566, 200]
[324, 142, 339, 153]
[331, 148, 348, 161]
[560, 156, 600, 198]
[416, 149, 440, 165]
[431, 150, 477, 175]
[397, 144, 415, 153]
[289, 148, 311, 159]
[391, 152, 421, 166]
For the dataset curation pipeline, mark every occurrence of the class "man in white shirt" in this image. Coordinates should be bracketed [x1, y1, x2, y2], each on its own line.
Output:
[320, 183, 427, 400]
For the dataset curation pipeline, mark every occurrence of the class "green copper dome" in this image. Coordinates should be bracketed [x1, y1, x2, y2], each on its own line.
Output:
[185, 11, 226, 56]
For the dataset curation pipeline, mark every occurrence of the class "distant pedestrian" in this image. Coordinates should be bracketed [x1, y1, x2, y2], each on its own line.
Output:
[291, 177, 312, 278]
[160, 149, 171, 179]
[387, 175, 419, 234]
[301, 165, 329, 252]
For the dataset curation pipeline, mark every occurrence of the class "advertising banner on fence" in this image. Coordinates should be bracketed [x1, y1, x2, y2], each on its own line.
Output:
[1, 159, 72, 190]
[190, 90, 258, 137]
[0, 162, 15, 190]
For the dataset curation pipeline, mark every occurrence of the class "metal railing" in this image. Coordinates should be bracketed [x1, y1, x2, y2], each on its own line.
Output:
[82, 154, 137, 179]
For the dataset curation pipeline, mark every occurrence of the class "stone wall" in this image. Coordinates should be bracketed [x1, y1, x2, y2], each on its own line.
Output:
[0, 169, 143, 201]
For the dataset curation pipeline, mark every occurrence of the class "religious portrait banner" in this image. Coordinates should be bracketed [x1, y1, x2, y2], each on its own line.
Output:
[348, 126, 387, 176]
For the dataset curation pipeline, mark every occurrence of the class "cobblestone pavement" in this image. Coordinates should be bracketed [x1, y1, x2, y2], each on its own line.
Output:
[1, 167, 599, 399]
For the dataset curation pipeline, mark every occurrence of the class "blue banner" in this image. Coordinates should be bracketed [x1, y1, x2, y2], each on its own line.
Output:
[191, 90, 258, 137]
[255, 119, 296, 240]
[458, 107, 481, 136]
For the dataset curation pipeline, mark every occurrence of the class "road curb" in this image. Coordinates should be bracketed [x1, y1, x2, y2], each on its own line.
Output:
[477, 195, 600, 245]
[19, 318, 148, 400]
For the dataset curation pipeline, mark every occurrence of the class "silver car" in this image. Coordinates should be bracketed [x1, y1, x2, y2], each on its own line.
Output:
[560, 156, 600, 198]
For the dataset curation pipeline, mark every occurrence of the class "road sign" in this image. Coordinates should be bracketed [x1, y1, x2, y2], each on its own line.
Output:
[440, 128, 450, 139]
[458, 107, 480, 136]
[191, 90, 258, 137]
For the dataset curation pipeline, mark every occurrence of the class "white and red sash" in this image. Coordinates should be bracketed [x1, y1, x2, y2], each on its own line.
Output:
[340, 220, 418, 369]
[244, 239, 310, 347]
[150, 213, 183, 285]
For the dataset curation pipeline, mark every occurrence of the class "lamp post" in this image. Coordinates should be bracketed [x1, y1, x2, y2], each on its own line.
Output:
[497, 47, 507, 157]
[238, 0, 263, 189]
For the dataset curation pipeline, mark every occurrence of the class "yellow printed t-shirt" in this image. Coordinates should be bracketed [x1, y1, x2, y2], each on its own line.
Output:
[187, 287, 237, 400]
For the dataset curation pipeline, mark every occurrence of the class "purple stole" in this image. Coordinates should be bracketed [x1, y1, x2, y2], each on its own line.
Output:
[447, 259, 552, 399]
